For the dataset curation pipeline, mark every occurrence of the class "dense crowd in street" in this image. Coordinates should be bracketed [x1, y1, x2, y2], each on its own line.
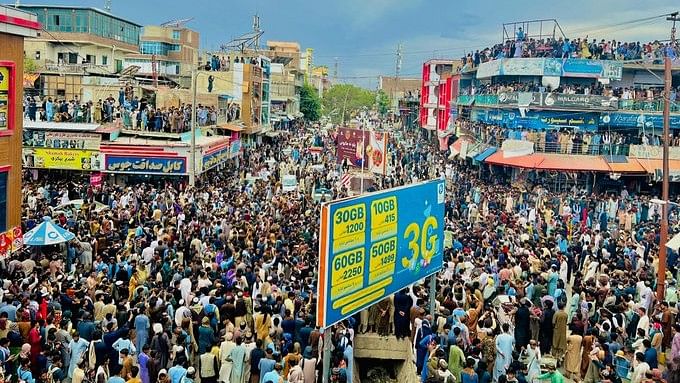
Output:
[2, 117, 680, 383]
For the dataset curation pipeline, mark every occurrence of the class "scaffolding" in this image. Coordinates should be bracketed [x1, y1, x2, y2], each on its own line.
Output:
[502, 19, 567, 43]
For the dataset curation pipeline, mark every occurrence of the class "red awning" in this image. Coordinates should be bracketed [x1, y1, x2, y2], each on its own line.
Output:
[637, 159, 680, 174]
[484, 150, 545, 168]
[606, 158, 646, 173]
[537, 154, 611, 172]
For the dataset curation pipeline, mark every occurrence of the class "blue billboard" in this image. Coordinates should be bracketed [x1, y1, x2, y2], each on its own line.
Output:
[600, 112, 680, 130]
[471, 109, 599, 131]
[316, 179, 445, 328]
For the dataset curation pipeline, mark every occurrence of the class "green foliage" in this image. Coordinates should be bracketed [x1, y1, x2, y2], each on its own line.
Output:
[322, 84, 377, 124]
[300, 83, 321, 121]
[24, 57, 38, 74]
[376, 90, 390, 116]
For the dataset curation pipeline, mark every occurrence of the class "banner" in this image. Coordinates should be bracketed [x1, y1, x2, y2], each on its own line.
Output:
[317, 179, 445, 328]
[23, 130, 101, 150]
[202, 146, 230, 172]
[476, 59, 502, 79]
[336, 128, 388, 175]
[501, 58, 545, 76]
[472, 109, 599, 131]
[629, 145, 680, 160]
[600, 113, 680, 130]
[561, 59, 603, 77]
[542, 93, 618, 110]
[89, 173, 103, 187]
[23, 148, 102, 171]
[477, 58, 623, 80]
[0, 226, 23, 258]
[501, 139, 535, 158]
[230, 139, 242, 156]
[497, 92, 542, 107]
[105, 155, 187, 175]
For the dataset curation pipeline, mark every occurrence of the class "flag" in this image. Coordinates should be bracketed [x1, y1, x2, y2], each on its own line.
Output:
[338, 173, 352, 189]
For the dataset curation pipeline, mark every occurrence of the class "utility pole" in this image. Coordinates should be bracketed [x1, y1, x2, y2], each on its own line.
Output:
[189, 69, 198, 187]
[252, 14, 261, 50]
[394, 43, 402, 113]
[104, 0, 111, 12]
[658, 11, 678, 300]
[333, 57, 339, 84]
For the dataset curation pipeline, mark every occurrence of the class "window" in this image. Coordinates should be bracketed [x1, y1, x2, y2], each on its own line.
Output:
[35, 51, 40, 60]
[115, 59, 123, 73]
[102, 55, 108, 65]
[0, 171, 6, 233]
[68, 53, 78, 64]
[54, 15, 60, 26]
[172, 30, 180, 40]
[57, 89, 66, 97]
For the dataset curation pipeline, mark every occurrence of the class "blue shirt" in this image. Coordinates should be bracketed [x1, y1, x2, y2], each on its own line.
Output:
[645, 347, 658, 369]
[108, 377, 125, 383]
[168, 366, 187, 383]
[261, 371, 280, 383]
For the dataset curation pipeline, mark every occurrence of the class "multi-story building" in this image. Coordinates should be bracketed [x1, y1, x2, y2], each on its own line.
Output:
[124, 25, 199, 87]
[16, 4, 142, 100]
[450, 55, 680, 192]
[419, 59, 462, 133]
[0, 5, 40, 237]
[378, 76, 421, 111]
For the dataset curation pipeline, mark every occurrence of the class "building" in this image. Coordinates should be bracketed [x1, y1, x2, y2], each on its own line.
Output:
[419, 59, 461, 133]
[16, 4, 142, 101]
[378, 76, 422, 110]
[450, 55, 680, 192]
[124, 24, 199, 87]
[0, 5, 40, 240]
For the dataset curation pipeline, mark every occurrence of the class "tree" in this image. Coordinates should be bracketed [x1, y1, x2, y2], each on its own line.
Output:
[322, 84, 376, 124]
[376, 90, 390, 116]
[24, 57, 38, 74]
[299, 83, 321, 121]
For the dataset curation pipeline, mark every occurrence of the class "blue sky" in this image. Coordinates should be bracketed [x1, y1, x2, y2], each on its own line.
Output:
[25, 0, 680, 87]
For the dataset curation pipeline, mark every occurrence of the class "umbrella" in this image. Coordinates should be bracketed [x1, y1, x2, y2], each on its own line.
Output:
[23, 217, 76, 246]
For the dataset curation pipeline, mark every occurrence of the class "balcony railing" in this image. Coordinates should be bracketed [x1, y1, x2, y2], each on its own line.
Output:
[42, 63, 111, 74]
[454, 92, 680, 113]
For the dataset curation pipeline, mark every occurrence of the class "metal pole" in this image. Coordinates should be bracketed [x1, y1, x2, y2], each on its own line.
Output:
[429, 274, 436, 317]
[657, 55, 671, 299]
[189, 69, 198, 187]
[322, 328, 332, 383]
[360, 128, 365, 194]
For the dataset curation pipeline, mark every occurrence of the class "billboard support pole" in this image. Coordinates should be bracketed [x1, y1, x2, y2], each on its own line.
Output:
[429, 274, 436, 316]
[322, 328, 331, 382]
[360, 127, 366, 194]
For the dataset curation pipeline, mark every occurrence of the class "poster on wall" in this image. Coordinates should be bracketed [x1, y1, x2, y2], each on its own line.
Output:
[23, 131, 101, 150]
[0, 64, 13, 131]
[336, 128, 388, 175]
[22, 148, 102, 171]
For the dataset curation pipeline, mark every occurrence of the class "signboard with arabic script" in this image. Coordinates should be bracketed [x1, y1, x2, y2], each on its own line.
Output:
[105, 155, 187, 175]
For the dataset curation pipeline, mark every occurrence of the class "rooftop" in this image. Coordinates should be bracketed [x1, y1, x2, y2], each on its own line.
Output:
[14, 4, 143, 27]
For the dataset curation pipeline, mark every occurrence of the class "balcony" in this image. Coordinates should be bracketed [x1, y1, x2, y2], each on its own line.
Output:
[42, 62, 111, 75]
[455, 92, 680, 113]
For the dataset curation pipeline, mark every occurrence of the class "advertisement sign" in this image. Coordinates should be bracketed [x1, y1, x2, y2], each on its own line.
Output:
[23, 130, 101, 150]
[203, 147, 230, 172]
[282, 174, 298, 192]
[89, 173, 103, 187]
[600, 113, 680, 130]
[316, 179, 445, 328]
[500, 58, 545, 76]
[543, 58, 563, 76]
[629, 145, 680, 160]
[230, 139, 242, 156]
[105, 155, 187, 175]
[0, 226, 23, 258]
[542, 93, 619, 110]
[472, 109, 599, 131]
[561, 59, 603, 77]
[23, 148, 102, 171]
[0, 63, 15, 132]
[336, 128, 388, 175]
[497, 92, 542, 107]
[476, 59, 502, 79]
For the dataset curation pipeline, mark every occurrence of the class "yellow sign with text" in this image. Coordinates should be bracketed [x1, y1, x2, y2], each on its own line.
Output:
[28, 148, 100, 171]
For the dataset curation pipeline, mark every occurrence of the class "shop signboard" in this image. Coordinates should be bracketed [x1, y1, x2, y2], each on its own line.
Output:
[475, 59, 502, 79]
[472, 109, 599, 131]
[22, 148, 102, 171]
[336, 128, 388, 175]
[561, 59, 604, 77]
[0, 63, 15, 132]
[542, 93, 618, 110]
[23, 131, 101, 150]
[202, 146, 230, 172]
[497, 92, 542, 107]
[316, 179, 445, 328]
[600, 113, 680, 130]
[230, 140, 242, 156]
[105, 155, 187, 175]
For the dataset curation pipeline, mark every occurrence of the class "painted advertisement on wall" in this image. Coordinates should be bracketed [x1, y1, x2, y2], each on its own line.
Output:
[105, 155, 187, 175]
[0, 63, 15, 132]
[23, 131, 101, 150]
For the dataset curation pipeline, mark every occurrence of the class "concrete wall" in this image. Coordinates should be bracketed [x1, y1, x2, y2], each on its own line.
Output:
[25, 40, 131, 73]
[353, 334, 417, 383]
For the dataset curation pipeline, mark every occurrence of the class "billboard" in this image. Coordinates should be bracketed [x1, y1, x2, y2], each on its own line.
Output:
[23, 130, 101, 150]
[316, 179, 446, 328]
[22, 148, 102, 171]
[336, 128, 388, 175]
[105, 155, 187, 175]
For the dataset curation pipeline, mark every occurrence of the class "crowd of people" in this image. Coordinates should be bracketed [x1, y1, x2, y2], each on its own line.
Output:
[24, 85, 241, 133]
[3, 117, 680, 383]
[462, 29, 680, 69]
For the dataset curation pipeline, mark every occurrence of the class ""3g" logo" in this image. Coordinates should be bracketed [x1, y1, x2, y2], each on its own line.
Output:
[401, 216, 439, 270]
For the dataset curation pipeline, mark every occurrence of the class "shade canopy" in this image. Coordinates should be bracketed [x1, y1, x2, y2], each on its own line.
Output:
[23, 217, 76, 246]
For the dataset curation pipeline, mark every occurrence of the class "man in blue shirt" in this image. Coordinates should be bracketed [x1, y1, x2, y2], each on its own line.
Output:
[643, 339, 658, 369]
[168, 361, 187, 383]
[261, 362, 282, 383]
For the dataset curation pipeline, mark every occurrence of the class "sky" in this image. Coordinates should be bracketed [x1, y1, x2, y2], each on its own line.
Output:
[24, 0, 680, 87]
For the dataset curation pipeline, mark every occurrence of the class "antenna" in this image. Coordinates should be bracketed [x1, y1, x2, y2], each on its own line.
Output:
[104, 0, 111, 12]
[14, 0, 20, 7]
[160, 18, 194, 29]
[253, 14, 261, 50]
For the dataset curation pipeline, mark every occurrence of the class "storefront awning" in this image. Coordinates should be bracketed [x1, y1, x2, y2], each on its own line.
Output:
[218, 124, 244, 132]
[605, 157, 646, 173]
[484, 151, 545, 169]
[466, 143, 482, 159]
[474, 147, 497, 162]
[537, 154, 611, 172]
